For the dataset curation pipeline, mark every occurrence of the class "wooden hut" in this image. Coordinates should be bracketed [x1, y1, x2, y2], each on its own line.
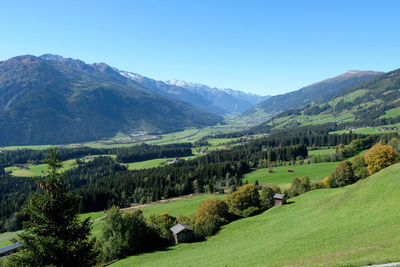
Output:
[170, 223, 193, 244]
[273, 193, 287, 206]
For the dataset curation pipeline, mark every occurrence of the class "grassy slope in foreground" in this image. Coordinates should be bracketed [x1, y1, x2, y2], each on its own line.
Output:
[113, 163, 400, 267]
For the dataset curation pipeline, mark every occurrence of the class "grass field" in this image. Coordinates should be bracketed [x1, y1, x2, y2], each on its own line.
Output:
[0, 231, 21, 248]
[308, 148, 336, 156]
[4, 155, 115, 177]
[112, 163, 400, 267]
[242, 162, 339, 189]
[380, 107, 400, 119]
[139, 194, 226, 218]
[89, 194, 226, 238]
[331, 123, 400, 135]
[126, 155, 197, 170]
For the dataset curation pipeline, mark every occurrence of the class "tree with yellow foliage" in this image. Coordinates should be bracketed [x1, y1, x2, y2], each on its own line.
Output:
[364, 143, 397, 175]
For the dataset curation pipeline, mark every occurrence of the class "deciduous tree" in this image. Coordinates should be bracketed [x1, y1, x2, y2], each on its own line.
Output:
[364, 144, 397, 174]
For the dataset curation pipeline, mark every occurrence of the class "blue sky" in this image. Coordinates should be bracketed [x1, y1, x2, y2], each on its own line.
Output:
[0, 0, 399, 95]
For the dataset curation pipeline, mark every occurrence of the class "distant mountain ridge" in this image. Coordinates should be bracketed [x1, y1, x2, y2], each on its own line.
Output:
[119, 70, 269, 115]
[0, 54, 223, 145]
[243, 70, 383, 117]
[252, 68, 400, 132]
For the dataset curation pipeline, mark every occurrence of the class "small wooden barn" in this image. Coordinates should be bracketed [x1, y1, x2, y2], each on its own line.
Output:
[170, 223, 193, 244]
[273, 193, 287, 206]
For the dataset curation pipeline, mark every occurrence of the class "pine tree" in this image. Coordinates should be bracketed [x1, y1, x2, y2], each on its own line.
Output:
[9, 147, 97, 267]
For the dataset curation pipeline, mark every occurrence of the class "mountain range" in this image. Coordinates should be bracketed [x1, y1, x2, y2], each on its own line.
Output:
[0, 54, 223, 145]
[1, 53, 398, 146]
[119, 71, 268, 115]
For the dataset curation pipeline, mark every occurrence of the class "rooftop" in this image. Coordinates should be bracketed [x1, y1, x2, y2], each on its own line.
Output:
[170, 223, 193, 235]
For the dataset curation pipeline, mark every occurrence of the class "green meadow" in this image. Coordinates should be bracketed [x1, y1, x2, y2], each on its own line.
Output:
[331, 123, 400, 135]
[4, 155, 115, 177]
[89, 194, 226, 238]
[112, 163, 400, 267]
[308, 148, 336, 156]
[242, 162, 338, 189]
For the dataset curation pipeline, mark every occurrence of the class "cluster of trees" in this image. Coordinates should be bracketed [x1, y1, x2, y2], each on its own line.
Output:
[115, 143, 192, 163]
[318, 139, 399, 189]
[0, 143, 193, 167]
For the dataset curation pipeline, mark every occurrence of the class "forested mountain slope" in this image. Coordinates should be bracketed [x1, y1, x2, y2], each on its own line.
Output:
[0, 55, 223, 145]
[258, 68, 400, 130]
[243, 70, 382, 118]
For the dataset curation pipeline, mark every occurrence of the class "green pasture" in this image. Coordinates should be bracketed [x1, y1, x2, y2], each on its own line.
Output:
[242, 162, 339, 189]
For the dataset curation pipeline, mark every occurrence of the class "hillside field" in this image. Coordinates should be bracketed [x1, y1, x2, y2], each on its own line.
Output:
[112, 163, 400, 267]
[242, 162, 338, 189]
[90, 194, 226, 238]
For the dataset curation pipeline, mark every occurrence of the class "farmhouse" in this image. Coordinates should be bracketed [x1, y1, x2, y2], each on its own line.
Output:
[170, 223, 193, 244]
[273, 193, 287, 206]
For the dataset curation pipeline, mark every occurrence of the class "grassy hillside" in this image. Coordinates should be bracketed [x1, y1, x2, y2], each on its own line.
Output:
[112, 163, 400, 267]
[243, 70, 382, 118]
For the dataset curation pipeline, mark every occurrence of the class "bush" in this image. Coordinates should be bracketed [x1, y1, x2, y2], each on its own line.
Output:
[100, 207, 152, 262]
[364, 143, 397, 175]
[352, 155, 369, 179]
[148, 212, 177, 243]
[225, 184, 260, 217]
[287, 176, 311, 197]
[259, 186, 275, 210]
[328, 160, 356, 188]
[196, 199, 230, 225]
[388, 137, 400, 155]
[192, 214, 219, 239]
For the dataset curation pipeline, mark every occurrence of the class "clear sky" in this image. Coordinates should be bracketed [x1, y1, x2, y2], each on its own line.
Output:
[0, 0, 399, 95]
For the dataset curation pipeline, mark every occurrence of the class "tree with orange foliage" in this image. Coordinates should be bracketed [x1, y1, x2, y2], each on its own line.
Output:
[364, 143, 397, 175]
[322, 176, 330, 187]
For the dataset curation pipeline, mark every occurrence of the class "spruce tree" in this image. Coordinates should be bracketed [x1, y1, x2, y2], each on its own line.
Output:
[9, 147, 97, 267]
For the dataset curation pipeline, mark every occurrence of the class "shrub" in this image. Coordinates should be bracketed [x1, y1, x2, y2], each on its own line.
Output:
[287, 176, 311, 197]
[100, 207, 152, 262]
[364, 143, 397, 174]
[259, 186, 275, 210]
[225, 184, 260, 217]
[388, 137, 400, 155]
[352, 155, 369, 179]
[328, 160, 356, 188]
[148, 212, 177, 243]
[192, 214, 219, 239]
[196, 198, 230, 225]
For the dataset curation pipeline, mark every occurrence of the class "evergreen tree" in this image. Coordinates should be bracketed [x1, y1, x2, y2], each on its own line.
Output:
[9, 147, 97, 267]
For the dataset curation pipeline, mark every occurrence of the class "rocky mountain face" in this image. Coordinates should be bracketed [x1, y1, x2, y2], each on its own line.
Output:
[119, 71, 268, 115]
